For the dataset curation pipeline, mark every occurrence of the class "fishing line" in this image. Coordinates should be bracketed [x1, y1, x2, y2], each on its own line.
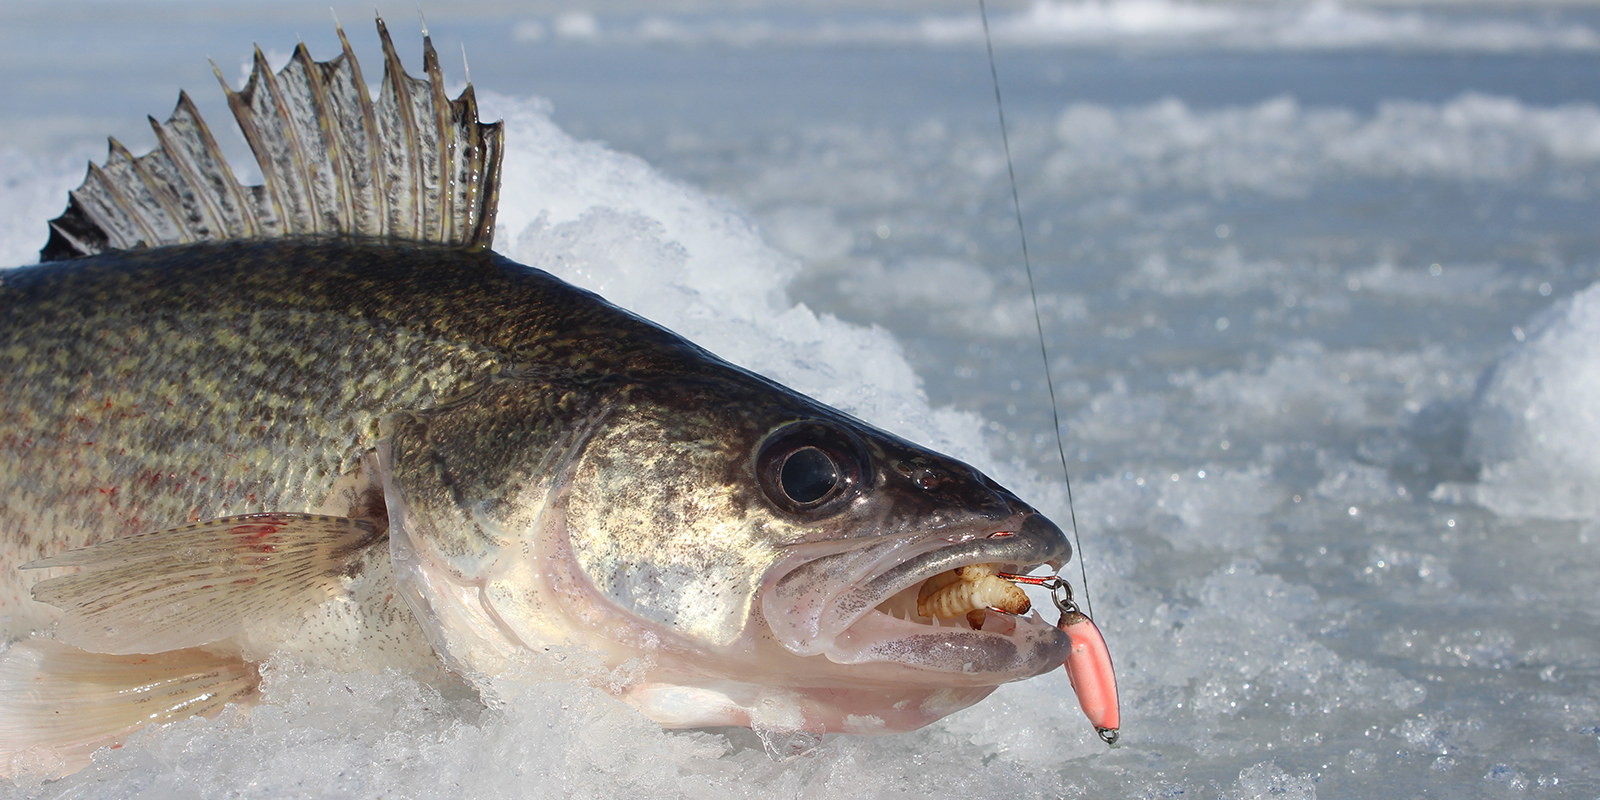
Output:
[977, 0, 1094, 620]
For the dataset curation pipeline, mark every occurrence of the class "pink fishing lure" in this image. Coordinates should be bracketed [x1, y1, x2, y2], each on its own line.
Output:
[1059, 610, 1120, 743]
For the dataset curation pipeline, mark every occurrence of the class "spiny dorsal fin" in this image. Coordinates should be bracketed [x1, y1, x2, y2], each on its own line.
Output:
[39, 17, 502, 262]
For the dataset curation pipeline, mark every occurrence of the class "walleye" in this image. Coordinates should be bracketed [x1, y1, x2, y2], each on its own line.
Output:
[0, 19, 1082, 777]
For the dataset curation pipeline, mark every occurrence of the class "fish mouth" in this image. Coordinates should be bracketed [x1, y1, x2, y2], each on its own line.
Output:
[763, 515, 1074, 682]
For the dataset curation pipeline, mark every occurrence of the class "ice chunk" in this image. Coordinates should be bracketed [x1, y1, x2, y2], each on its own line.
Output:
[1471, 281, 1600, 519]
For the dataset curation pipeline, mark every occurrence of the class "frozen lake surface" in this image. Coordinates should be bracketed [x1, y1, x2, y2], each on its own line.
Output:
[3, 1, 1599, 797]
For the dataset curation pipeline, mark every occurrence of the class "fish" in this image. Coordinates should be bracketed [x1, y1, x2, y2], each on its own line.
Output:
[0, 18, 1080, 778]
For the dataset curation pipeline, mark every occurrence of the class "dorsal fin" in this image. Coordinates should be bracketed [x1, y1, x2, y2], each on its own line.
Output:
[39, 17, 502, 262]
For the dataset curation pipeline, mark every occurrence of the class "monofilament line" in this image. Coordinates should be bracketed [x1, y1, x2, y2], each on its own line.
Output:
[978, 0, 1093, 620]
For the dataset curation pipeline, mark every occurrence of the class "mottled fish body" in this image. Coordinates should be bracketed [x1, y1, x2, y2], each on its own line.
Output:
[0, 20, 1079, 778]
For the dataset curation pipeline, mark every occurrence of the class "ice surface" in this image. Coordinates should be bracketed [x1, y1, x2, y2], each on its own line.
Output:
[4, 2, 1600, 798]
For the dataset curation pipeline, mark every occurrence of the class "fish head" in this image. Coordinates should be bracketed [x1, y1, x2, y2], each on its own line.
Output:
[381, 365, 1074, 734]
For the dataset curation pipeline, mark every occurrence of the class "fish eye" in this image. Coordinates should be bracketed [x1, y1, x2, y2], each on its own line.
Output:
[757, 422, 867, 514]
[780, 447, 838, 504]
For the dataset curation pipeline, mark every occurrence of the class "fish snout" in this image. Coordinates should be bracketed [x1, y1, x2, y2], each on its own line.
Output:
[890, 456, 1025, 525]
[1013, 512, 1072, 571]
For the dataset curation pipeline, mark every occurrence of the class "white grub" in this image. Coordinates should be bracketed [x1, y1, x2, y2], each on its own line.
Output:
[916, 564, 1030, 620]
[915, 563, 992, 610]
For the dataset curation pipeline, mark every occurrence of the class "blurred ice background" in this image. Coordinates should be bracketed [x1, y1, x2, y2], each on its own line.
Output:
[3, 0, 1600, 796]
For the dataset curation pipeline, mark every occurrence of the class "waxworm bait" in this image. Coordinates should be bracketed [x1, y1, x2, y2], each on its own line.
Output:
[918, 570, 1031, 620]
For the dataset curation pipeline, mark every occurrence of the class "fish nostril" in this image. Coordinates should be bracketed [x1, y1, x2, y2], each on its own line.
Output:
[904, 463, 947, 491]
[907, 465, 1015, 518]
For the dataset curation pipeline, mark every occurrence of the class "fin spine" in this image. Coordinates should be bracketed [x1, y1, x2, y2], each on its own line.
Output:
[293, 41, 354, 233]
[331, 20, 388, 237]
[75, 162, 140, 248]
[377, 15, 424, 240]
[157, 91, 261, 239]
[43, 197, 107, 259]
[111, 137, 192, 244]
[476, 115, 504, 247]
[145, 114, 223, 241]
[424, 32, 454, 243]
[101, 138, 175, 246]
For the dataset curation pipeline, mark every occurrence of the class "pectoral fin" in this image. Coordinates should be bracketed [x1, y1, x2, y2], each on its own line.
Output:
[0, 638, 259, 780]
[25, 513, 383, 655]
